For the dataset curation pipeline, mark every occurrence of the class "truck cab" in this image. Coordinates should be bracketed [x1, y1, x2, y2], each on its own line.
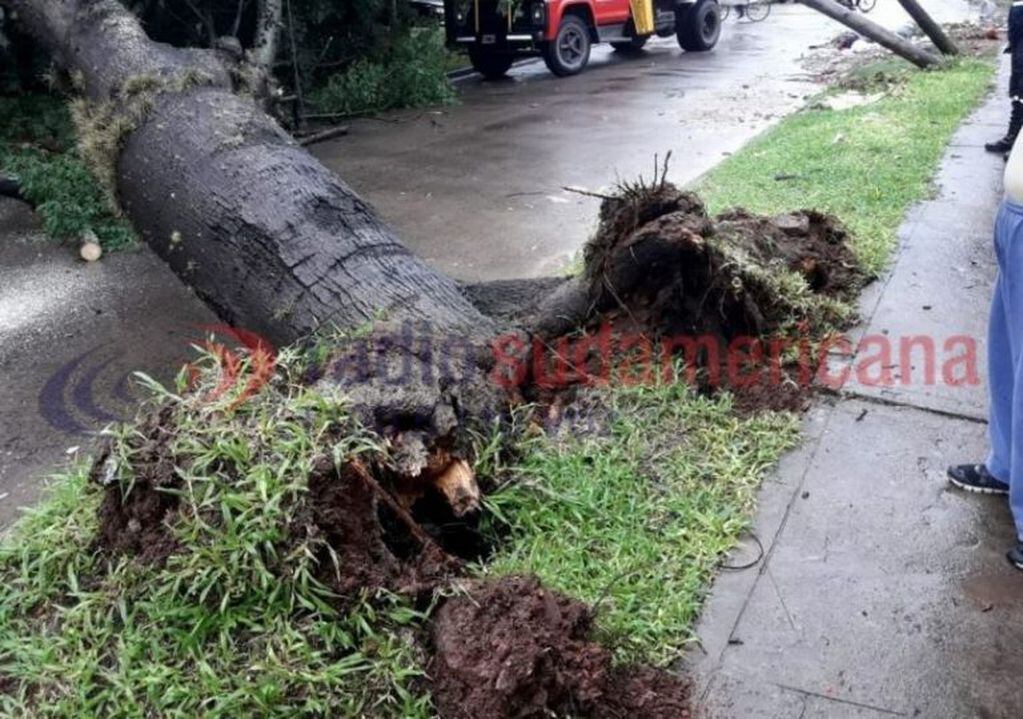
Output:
[443, 0, 721, 78]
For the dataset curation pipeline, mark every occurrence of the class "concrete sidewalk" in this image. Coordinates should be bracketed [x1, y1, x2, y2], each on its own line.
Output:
[687, 67, 1023, 716]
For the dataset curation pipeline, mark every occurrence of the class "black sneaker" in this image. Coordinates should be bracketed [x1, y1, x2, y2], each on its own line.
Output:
[1008, 543, 1023, 571]
[947, 464, 1009, 495]
[986, 135, 1016, 154]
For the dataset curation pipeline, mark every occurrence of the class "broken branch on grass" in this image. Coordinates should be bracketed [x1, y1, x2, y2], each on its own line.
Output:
[298, 124, 350, 147]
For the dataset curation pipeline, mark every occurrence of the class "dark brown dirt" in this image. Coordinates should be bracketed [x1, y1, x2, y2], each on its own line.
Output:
[583, 186, 862, 341]
[429, 576, 691, 719]
[304, 462, 460, 598]
[93, 405, 182, 563]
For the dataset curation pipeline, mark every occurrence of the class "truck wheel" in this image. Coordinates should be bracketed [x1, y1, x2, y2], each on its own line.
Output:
[469, 48, 514, 80]
[676, 0, 721, 52]
[543, 15, 591, 76]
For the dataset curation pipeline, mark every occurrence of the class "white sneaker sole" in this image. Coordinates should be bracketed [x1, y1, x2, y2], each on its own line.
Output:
[948, 475, 1009, 496]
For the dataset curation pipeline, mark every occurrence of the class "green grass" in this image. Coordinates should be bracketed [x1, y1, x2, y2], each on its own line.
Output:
[0, 350, 432, 717]
[0, 94, 136, 250]
[698, 57, 996, 274]
[478, 380, 799, 665]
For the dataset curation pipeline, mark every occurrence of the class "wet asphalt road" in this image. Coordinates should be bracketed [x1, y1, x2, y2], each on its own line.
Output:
[0, 0, 978, 522]
[313, 1, 977, 281]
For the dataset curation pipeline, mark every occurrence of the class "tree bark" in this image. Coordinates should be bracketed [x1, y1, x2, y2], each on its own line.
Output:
[796, 0, 942, 68]
[254, 0, 282, 77]
[896, 0, 958, 56]
[5, 0, 492, 347]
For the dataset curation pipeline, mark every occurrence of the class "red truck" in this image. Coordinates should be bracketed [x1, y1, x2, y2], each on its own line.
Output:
[443, 0, 721, 78]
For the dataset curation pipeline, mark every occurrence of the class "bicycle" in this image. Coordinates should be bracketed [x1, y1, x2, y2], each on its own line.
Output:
[837, 0, 876, 13]
[719, 0, 771, 23]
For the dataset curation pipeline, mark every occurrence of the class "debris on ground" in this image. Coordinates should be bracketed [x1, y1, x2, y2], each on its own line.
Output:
[804, 21, 1000, 88]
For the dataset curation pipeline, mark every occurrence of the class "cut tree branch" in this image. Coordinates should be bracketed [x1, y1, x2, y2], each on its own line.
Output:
[896, 0, 959, 56]
[796, 0, 942, 68]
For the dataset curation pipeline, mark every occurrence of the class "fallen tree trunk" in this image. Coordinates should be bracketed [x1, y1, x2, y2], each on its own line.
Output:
[896, 0, 959, 56]
[796, 0, 942, 68]
[5, 0, 492, 347]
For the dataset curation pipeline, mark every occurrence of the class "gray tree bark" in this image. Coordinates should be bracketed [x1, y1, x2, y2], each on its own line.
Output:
[896, 0, 959, 56]
[796, 0, 942, 68]
[4, 0, 492, 347]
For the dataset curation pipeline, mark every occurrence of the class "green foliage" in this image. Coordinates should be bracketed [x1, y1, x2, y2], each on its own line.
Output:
[310, 29, 456, 117]
[0, 94, 135, 250]
[0, 348, 432, 717]
[479, 380, 800, 665]
[698, 58, 996, 275]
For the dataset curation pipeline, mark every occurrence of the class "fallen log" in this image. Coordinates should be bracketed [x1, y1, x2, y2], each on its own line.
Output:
[796, 0, 942, 68]
[896, 0, 959, 56]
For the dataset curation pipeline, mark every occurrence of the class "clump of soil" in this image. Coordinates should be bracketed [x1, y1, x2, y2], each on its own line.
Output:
[429, 576, 691, 719]
[305, 461, 460, 598]
[93, 405, 182, 563]
[583, 184, 862, 341]
[91, 408, 463, 597]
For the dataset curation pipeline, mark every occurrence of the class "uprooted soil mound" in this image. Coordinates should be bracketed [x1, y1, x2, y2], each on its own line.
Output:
[93, 405, 182, 563]
[305, 461, 460, 596]
[429, 576, 691, 719]
[92, 406, 461, 597]
[583, 184, 863, 340]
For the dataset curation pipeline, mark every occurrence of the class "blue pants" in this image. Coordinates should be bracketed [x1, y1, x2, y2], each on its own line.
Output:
[987, 200, 1023, 542]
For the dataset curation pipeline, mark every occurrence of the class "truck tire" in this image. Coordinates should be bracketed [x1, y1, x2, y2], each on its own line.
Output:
[469, 48, 514, 79]
[543, 15, 591, 76]
[676, 0, 721, 52]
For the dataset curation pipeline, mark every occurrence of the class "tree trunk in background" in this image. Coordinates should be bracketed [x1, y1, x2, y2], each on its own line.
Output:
[254, 0, 283, 76]
[5, 0, 492, 347]
[896, 0, 959, 56]
[796, 0, 942, 68]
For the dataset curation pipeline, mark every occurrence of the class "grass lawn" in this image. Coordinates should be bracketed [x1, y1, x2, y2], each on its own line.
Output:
[479, 383, 799, 665]
[699, 57, 997, 275]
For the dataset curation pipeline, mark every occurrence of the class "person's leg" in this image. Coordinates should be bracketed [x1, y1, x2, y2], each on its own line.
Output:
[1008, 349, 1023, 568]
[999, 204, 1023, 566]
[986, 7, 1023, 153]
[950, 204, 1016, 494]
[987, 273, 1014, 483]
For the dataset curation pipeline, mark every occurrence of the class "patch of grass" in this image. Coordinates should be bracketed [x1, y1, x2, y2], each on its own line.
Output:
[309, 28, 456, 117]
[479, 380, 800, 665]
[698, 58, 996, 275]
[0, 94, 136, 250]
[0, 349, 432, 717]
